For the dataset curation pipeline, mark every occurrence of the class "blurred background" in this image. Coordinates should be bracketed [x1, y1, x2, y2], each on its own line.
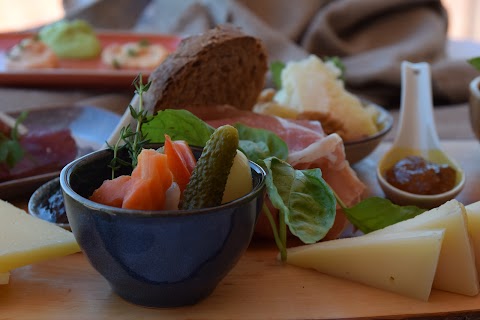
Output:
[0, 0, 478, 42]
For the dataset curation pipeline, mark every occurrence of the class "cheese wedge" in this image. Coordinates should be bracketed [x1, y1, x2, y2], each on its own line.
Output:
[0, 272, 9, 284]
[285, 230, 444, 301]
[371, 199, 479, 296]
[465, 201, 480, 275]
[0, 199, 80, 273]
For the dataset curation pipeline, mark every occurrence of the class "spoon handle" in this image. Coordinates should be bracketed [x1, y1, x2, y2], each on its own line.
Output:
[394, 61, 441, 151]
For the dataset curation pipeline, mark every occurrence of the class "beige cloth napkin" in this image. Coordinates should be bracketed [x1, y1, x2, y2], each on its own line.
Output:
[136, 0, 478, 108]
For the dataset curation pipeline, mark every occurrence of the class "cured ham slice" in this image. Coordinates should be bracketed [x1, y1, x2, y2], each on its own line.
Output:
[184, 105, 366, 240]
[0, 129, 77, 182]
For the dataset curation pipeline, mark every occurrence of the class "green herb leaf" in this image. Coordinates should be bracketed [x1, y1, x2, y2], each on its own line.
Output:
[142, 109, 215, 147]
[112, 59, 121, 69]
[4, 140, 24, 167]
[324, 56, 345, 80]
[342, 197, 426, 234]
[468, 57, 480, 71]
[0, 141, 16, 167]
[138, 39, 150, 47]
[0, 111, 28, 168]
[0, 136, 10, 163]
[261, 157, 336, 244]
[143, 80, 152, 92]
[234, 123, 288, 163]
[127, 48, 138, 57]
[270, 61, 285, 89]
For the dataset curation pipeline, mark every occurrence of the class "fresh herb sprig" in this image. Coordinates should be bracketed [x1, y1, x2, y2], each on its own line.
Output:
[108, 74, 152, 178]
[0, 111, 28, 168]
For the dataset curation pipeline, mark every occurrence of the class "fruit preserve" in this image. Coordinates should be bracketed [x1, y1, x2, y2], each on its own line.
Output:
[385, 156, 456, 195]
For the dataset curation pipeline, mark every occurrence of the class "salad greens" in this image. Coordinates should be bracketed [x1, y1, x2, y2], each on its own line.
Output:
[235, 123, 288, 163]
[338, 196, 426, 234]
[143, 109, 215, 147]
[143, 112, 288, 163]
[261, 158, 336, 260]
[141, 108, 426, 261]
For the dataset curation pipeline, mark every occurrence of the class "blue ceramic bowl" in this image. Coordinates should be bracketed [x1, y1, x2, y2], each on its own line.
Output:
[60, 146, 266, 307]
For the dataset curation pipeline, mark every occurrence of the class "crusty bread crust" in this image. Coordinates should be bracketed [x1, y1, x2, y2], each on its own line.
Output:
[144, 24, 268, 113]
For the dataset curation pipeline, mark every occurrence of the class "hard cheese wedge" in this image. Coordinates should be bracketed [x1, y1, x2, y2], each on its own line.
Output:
[285, 230, 444, 301]
[465, 201, 480, 275]
[0, 199, 80, 274]
[0, 272, 9, 284]
[371, 199, 479, 296]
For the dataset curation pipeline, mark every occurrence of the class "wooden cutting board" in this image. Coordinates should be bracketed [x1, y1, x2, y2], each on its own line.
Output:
[2, 242, 480, 320]
[2, 140, 480, 319]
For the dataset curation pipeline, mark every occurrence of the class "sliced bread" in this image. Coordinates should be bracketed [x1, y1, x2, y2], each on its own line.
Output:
[144, 24, 268, 113]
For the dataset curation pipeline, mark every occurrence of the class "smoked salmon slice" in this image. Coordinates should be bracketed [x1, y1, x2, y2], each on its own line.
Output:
[90, 148, 174, 210]
[89, 175, 132, 208]
[164, 135, 196, 192]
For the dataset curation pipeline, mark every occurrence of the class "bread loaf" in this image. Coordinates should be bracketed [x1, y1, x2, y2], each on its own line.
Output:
[144, 25, 268, 113]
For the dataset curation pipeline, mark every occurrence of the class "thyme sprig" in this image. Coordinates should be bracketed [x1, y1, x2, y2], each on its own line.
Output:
[107, 74, 152, 179]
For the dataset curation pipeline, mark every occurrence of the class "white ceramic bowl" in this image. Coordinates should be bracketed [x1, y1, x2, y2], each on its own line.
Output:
[469, 75, 480, 141]
[344, 102, 393, 164]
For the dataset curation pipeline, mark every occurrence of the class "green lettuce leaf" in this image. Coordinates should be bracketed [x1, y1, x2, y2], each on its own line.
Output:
[142, 109, 214, 147]
[235, 123, 288, 163]
[261, 157, 336, 244]
[342, 197, 426, 234]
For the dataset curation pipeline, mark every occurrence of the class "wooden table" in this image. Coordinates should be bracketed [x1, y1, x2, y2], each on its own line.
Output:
[2, 136, 480, 319]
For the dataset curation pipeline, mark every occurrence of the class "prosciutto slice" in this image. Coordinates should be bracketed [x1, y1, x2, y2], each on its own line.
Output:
[184, 105, 366, 239]
[187, 105, 365, 203]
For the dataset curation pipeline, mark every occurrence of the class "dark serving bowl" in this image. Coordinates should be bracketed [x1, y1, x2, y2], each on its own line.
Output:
[60, 146, 266, 307]
[28, 177, 70, 230]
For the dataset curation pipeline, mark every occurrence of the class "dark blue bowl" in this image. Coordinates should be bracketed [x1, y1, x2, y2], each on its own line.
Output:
[60, 146, 266, 307]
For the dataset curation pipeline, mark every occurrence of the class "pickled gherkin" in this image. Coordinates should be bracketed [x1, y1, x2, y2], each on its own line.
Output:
[181, 125, 239, 209]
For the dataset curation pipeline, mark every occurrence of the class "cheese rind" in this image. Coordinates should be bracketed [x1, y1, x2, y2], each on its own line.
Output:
[0, 200, 80, 272]
[0, 272, 9, 284]
[371, 199, 479, 296]
[465, 201, 480, 275]
[285, 230, 444, 301]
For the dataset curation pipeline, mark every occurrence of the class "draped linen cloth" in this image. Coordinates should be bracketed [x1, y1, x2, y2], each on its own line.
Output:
[132, 0, 478, 108]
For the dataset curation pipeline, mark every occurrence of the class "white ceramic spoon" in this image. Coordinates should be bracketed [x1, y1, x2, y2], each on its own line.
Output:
[376, 61, 465, 209]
